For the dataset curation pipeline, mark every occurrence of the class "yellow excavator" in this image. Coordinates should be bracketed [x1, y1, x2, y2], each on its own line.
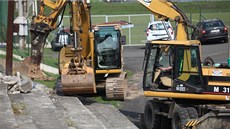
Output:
[139, 0, 230, 129]
[14, 0, 127, 100]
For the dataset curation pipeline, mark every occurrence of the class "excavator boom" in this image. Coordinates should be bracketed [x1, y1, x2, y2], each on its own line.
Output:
[15, 0, 96, 94]
[15, 0, 69, 79]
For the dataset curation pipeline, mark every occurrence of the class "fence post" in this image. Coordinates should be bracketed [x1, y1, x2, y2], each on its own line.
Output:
[105, 15, 108, 22]
[199, 6, 201, 22]
[128, 15, 131, 45]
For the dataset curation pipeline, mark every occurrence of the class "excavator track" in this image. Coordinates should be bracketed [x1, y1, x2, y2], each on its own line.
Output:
[105, 72, 127, 100]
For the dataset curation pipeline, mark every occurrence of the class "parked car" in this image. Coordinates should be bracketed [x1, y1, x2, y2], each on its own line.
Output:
[51, 28, 71, 51]
[146, 21, 174, 41]
[105, 0, 126, 2]
[191, 19, 229, 43]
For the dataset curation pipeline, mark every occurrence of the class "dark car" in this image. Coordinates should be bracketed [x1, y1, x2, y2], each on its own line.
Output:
[191, 19, 229, 43]
[51, 28, 71, 51]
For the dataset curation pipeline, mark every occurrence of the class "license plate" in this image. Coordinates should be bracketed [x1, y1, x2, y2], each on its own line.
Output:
[208, 86, 230, 93]
[211, 29, 220, 33]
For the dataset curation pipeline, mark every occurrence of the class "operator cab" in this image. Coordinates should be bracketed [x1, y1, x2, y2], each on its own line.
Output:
[143, 41, 205, 93]
[94, 26, 122, 70]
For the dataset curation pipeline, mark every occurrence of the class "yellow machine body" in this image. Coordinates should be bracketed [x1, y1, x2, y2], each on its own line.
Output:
[139, 0, 230, 129]
[15, 0, 126, 99]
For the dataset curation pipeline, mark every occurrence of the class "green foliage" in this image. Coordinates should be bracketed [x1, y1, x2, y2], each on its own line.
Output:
[34, 72, 59, 89]
[125, 69, 134, 78]
[175, 1, 230, 13]
[42, 48, 59, 68]
[90, 1, 230, 15]
[91, 1, 147, 15]
[0, 54, 22, 62]
[0, 47, 59, 68]
[94, 96, 121, 108]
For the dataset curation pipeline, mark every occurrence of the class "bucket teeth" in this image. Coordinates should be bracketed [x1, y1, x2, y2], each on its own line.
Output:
[61, 73, 96, 95]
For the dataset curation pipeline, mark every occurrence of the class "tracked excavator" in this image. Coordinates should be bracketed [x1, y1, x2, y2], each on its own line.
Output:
[14, 0, 127, 100]
[139, 0, 230, 129]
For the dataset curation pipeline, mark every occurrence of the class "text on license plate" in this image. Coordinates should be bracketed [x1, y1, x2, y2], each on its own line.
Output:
[211, 29, 220, 33]
[210, 86, 230, 93]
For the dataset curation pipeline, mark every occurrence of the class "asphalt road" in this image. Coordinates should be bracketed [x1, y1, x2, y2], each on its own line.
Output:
[120, 41, 230, 128]
[201, 41, 230, 63]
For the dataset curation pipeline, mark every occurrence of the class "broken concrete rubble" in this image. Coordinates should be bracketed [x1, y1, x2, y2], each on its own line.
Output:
[0, 72, 32, 94]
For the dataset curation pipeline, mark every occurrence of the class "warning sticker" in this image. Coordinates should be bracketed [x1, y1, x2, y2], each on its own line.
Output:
[212, 70, 222, 76]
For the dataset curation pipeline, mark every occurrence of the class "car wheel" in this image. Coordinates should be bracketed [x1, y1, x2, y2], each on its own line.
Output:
[224, 37, 229, 43]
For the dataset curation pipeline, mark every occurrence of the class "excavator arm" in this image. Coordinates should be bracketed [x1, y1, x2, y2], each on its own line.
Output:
[15, 0, 94, 81]
[30, 0, 68, 67]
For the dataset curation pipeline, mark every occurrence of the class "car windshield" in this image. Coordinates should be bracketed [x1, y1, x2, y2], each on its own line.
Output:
[150, 23, 169, 31]
[203, 21, 224, 29]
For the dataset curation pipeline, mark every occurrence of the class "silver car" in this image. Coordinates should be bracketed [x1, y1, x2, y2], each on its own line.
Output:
[146, 21, 174, 41]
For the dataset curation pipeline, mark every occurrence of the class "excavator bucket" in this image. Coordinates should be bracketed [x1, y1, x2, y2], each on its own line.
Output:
[61, 71, 96, 95]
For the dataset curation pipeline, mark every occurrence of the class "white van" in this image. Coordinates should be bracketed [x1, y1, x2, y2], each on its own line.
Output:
[146, 21, 174, 41]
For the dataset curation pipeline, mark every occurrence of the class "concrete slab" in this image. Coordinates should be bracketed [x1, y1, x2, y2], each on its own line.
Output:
[9, 94, 38, 129]
[86, 103, 138, 129]
[53, 96, 107, 129]
[22, 89, 69, 129]
[0, 83, 18, 129]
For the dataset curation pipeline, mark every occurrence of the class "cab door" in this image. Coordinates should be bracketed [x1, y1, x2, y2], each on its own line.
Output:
[173, 45, 204, 93]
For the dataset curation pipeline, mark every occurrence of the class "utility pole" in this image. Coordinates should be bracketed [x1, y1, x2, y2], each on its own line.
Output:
[6, 1, 14, 76]
[14, 0, 28, 50]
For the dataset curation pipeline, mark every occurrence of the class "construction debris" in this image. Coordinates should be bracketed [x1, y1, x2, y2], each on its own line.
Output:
[0, 72, 32, 94]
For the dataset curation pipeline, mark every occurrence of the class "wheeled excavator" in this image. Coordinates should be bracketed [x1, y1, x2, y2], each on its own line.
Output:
[139, 0, 230, 129]
[14, 0, 127, 100]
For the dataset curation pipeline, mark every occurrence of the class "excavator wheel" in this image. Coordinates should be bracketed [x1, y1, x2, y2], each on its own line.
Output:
[186, 107, 198, 119]
[143, 100, 161, 129]
[171, 107, 190, 129]
[160, 115, 172, 129]
[105, 72, 127, 100]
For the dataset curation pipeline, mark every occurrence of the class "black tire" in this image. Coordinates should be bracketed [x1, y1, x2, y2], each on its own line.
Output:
[140, 113, 146, 129]
[203, 57, 214, 66]
[160, 116, 172, 129]
[224, 37, 229, 43]
[171, 107, 190, 129]
[144, 100, 162, 129]
[186, 107, 198, 119]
